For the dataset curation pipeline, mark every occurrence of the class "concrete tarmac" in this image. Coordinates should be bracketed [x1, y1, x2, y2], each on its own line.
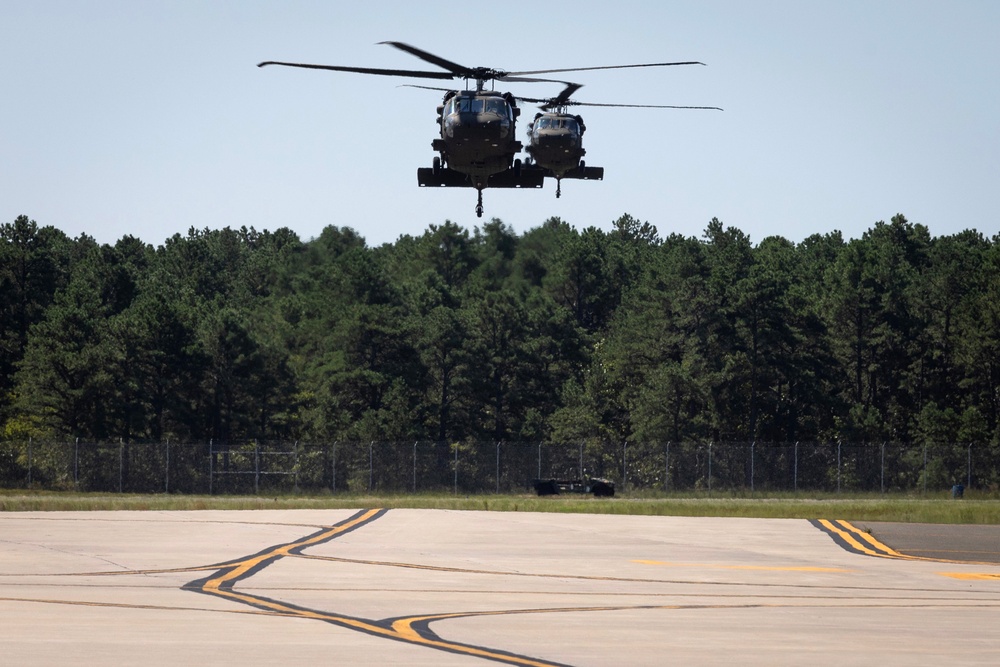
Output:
[1, 509, 998, 666]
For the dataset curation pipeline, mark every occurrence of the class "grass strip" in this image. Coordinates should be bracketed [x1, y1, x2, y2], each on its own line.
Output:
[2, 490, 998, 523]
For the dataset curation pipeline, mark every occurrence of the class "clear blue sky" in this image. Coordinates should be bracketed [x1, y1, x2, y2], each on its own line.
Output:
[3, 1, 998, 247]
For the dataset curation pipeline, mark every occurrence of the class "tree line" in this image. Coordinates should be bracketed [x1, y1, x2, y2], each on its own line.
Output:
[2, 212, 999, 487]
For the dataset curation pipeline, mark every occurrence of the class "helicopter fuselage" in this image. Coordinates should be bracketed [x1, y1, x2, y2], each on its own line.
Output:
[432, 90, 523, 183]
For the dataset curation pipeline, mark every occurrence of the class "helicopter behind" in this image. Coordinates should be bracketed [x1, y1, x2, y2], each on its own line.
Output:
[518, 83, 722, 198]
[524, 111, 603, 197]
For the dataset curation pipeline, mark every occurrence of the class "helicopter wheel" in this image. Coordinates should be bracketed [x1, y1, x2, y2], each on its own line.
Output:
[432, 156, 441, 176]
[476, 189, 484, 218]
[556, 179, 562, 198]
[513, 158, 521, 178]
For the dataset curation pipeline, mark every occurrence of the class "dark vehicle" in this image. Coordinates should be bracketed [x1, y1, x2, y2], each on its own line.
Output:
[533, 477, 615, 497]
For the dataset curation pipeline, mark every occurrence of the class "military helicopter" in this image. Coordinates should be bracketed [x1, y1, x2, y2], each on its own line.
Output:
[516, 83, 723, 198]
[259, 42, 709, 217]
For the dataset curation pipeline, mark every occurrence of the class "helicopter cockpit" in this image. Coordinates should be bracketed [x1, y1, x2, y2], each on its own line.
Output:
[442, 93, 513, 139]
[442, 94, 513, 117]
[531, 115, 584, 141]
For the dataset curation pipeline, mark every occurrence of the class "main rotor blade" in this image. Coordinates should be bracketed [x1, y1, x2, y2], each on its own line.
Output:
[509, 61, 706, 76]
[399, 84, 455, 93]
[499, 75, 579, 85]
[379, 42, 575, 85]
[257, 61, 454, 80]
[568, 102, 724, 110]
[515, 93, 723, 111]
[552, 83, 583, 106]
[378, 41, 470, 76]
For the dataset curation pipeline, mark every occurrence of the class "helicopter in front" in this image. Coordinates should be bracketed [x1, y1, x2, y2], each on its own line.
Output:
[419, 88, 539, 218]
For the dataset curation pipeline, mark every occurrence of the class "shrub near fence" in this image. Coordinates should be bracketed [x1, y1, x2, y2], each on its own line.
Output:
[0, 440, 994, 495]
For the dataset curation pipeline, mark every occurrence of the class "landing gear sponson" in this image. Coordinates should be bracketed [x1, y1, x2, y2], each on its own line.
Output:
[417, 165, 544, 218]
[551, 163, 605, 198]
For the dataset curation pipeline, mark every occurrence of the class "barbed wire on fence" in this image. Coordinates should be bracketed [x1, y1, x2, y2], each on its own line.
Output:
[0, 440, 994, 495]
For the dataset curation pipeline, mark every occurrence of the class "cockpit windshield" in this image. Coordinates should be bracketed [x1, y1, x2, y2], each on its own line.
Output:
[460, 98, 485, 113]
[445, 96, 509, 117]
[485, 98, 508, 115]
[535, 116, 579, 132]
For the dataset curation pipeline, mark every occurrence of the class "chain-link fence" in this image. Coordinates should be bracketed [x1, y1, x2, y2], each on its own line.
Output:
[1, 440, 996, 495]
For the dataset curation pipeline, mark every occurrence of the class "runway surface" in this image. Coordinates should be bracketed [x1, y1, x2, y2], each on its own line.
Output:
[1, 509, 998, 666]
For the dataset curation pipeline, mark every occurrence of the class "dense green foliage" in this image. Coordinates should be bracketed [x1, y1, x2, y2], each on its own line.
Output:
[2, 213, 999, 480]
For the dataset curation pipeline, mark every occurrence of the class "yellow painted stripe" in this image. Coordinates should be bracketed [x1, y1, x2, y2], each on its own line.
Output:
[938, 572, 1000, 581]
[206, 584, 566, 666]
[192, 509, 572, 667]
[388, 606, 667, 667]
[202, 509, 382, 592]
[833, 520, 913, 559]
[817, 519, 890, 558]
[828, 520, 1000, 566]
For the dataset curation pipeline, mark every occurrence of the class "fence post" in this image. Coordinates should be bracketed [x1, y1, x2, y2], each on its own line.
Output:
[209, 439, 213, 495]
[331, 440, 337, 493]
[27, 437, 32, 488]
[413, 442, 418, 493]
[923, 443, 927, 494]
[578, 441, 584, 479]
[74, 437, 79, 489]
[165, 439, 170, 494]
[495, 441, 501, 494]
[294, 440, 299, 493]
[453, 442, 458, 495]
[622, 441, 627, 493]
[880, 442, 885, 494]
[793, 441, 798, 492]
[750, 441, 755, 494]
[537, 443, 541, 480]
[664, 441, 670, 493]
[968, 443, 973, 490]
[119, 438, 124, 493]
[837, 440, 842, 493]
[708, 442, 713, 494]
[368, 441, 374, 493]
[254, 440, 260, 495]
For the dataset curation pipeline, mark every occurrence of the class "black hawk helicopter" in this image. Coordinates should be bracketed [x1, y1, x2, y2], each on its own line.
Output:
[517, 83, 723, 198]
[259, 42, 710, 217]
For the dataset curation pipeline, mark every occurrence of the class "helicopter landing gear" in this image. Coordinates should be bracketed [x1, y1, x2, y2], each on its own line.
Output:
[476, 189, 484, 218]
[432, 156, 441, 176]
[555, 178, 562, 198]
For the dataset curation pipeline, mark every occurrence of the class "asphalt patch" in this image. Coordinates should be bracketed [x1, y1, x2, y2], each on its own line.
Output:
[856, 522, 1000, 564]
